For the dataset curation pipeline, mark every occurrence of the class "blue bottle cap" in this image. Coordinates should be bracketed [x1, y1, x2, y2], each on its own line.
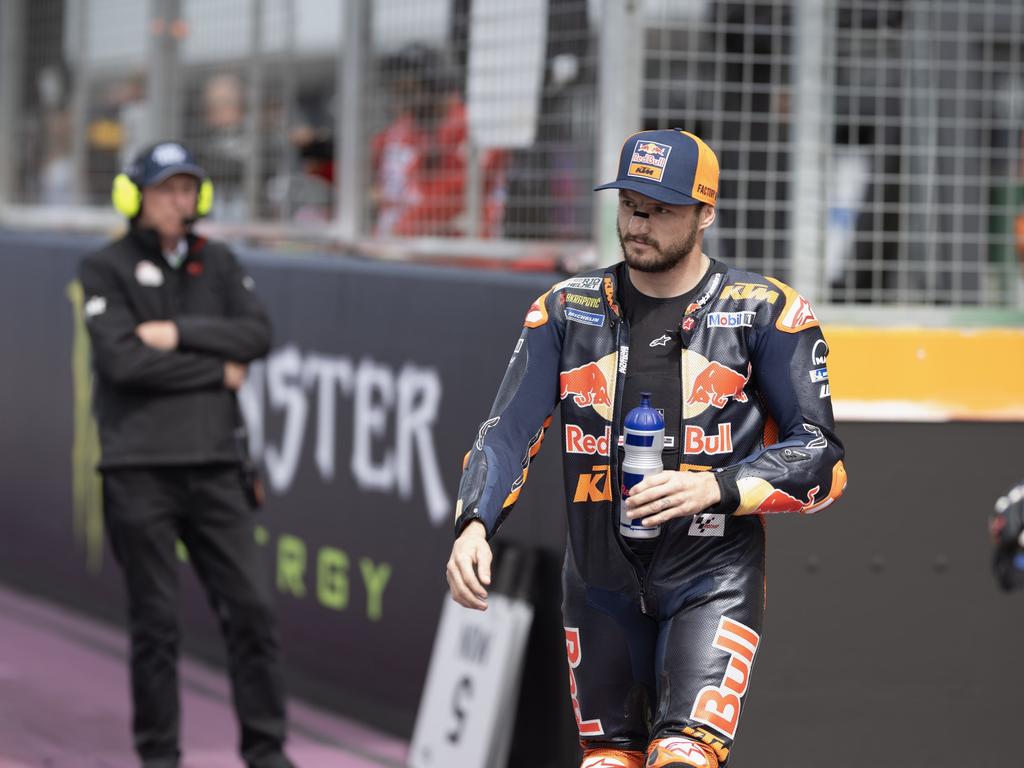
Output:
[624, 391, 664, 430]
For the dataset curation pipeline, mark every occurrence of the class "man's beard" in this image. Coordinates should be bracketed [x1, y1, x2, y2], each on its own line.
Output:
[618, 215, 700, 273]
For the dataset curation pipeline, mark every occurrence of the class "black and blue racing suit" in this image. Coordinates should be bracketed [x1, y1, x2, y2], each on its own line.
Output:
[454, 262, 847, 762]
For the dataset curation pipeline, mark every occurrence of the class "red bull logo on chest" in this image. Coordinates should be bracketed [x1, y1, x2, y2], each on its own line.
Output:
[682, 350, 751, 418]
[559, 353, 617, 421]
[628, 140, 672, 182]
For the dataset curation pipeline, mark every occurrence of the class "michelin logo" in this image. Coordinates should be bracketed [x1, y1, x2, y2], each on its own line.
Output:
[565, 308, 605, 327]
[706, 312, 755, 328]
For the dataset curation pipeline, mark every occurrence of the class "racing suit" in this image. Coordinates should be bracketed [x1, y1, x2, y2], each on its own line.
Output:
[454, 262, 847, 762]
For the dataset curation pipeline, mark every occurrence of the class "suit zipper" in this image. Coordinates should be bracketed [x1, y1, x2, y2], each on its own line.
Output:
[635, 309, 691, 615]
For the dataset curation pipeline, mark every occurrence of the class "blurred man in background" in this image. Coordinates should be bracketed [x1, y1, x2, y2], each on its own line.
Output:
[447, 129, 846, 767]
[78, 142, 294, 768]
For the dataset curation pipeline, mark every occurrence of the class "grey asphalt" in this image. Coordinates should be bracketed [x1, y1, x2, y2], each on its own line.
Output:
[0, 585, 408, 768]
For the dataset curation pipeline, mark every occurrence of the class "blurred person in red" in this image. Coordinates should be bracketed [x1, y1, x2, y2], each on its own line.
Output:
[371, 43, 507, 237]
[78, 142, 294, 768]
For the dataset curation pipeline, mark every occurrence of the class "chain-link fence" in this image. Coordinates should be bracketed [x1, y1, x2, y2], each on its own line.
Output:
[638, 0, 1024, 306]
[1, 0, 1023, 307]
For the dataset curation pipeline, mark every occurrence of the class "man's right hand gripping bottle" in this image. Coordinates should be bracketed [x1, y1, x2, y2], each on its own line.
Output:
[620, 392, 665, 539]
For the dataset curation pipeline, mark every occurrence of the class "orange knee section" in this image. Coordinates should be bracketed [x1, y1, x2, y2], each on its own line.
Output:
[646, 737, 720, 768]
[580, 748, 646, 768]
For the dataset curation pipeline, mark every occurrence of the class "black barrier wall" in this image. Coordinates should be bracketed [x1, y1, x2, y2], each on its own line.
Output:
[1, 231, 1023, 766]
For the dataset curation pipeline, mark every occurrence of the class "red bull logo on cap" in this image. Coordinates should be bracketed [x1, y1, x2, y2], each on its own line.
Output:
[559, 353, 617, 421]
[683, 351, 751, 418]
[628, 140, 673, 182]
[636, 141, 667, 157]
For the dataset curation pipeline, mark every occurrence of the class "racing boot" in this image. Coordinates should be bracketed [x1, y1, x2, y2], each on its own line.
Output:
[645, 737, 719, 768]
[581, 747, 646, 768]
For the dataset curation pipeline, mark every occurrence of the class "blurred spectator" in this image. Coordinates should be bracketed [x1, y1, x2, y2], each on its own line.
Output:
[277, 90, 335, 223]
[35, 63, 74, 205]
[194, 72, 250, 220]
[87, 75, 148, 202]
[372, 43, 507, 237]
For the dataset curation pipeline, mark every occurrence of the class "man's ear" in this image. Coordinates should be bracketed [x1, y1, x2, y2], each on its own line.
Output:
[699, 205, 717, 231]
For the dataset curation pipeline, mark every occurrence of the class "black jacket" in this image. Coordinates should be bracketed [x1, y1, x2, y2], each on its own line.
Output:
[456, 263, 846, 616]
[79, 228, 271, 469]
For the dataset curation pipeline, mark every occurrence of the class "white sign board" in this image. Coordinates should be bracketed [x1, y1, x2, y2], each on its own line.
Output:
[409, 593, 534, 768]
[466, 0, 549, 149]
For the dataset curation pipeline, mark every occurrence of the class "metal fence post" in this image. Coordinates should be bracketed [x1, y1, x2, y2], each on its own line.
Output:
[790, 0, 830, 301]
[336, 0, 369, 243]
[244, 0, 266, 220]
[69, 0, 93, 203]
[146, 0, 184, 144]
[0, 0, 25, 206]
[594, 0, 643, 266]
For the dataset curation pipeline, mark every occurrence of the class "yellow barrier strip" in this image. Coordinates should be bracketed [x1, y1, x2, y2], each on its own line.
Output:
[825, 327, 1024, 422]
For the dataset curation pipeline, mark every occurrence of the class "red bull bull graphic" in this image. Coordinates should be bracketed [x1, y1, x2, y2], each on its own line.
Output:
[754, 485, 819, 514]
[628, 140, 672, 182]
[559, 353, 617, 420]
[736, 475, 823, 515]
[561, 363, 610, 407]
[683, 352, 750, 417]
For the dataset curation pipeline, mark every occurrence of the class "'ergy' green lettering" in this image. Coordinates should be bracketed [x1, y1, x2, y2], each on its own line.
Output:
[271, 531, 392, 621]
[359, 558, 392, 622]
[317, 547, 350, 610]
[277, 535, 307, 597]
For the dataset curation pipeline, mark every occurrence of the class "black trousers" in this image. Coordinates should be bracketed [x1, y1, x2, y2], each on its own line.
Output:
[102, 464, 290, 768]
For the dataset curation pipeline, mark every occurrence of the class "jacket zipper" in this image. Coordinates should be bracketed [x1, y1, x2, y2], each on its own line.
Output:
[635, 278, 708, 615]
[606, 283, 652, 616]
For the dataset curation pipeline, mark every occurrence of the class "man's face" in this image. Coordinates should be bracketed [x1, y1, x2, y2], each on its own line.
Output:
[138, 174, 200, 242]
[616, 190, 704, 273]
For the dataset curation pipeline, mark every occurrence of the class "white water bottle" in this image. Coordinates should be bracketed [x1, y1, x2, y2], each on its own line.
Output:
[620, 392, 665, 539]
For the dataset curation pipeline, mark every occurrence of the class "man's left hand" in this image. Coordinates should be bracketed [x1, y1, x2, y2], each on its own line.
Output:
[624, 470, 721, 527]
[136, 321, 179, 351]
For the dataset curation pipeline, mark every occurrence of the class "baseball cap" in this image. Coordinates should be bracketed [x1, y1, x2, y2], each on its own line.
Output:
[594, 129, 719, 206]
[128, 142, 206, 188]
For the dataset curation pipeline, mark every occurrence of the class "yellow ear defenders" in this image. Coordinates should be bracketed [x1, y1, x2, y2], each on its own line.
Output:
[111, 173, 215, 219]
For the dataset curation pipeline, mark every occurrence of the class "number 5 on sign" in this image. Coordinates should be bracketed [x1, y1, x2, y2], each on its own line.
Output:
[409, 593, 534, 767]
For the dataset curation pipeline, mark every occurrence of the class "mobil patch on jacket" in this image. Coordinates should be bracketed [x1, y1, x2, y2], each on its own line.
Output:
[706, 311, 755, 328]
[628, 141, 672, 182]
[565, 307, 605, 327]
